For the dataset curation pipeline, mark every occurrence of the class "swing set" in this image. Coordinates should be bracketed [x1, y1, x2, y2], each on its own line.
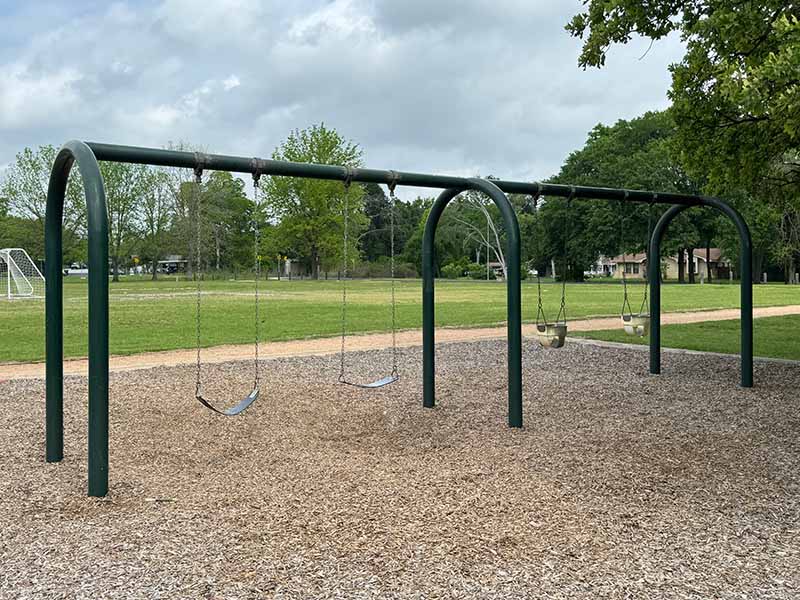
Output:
[44, 140, 755, 496]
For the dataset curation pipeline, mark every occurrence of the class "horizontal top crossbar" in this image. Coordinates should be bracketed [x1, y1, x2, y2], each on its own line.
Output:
[85, 141, 705, 206]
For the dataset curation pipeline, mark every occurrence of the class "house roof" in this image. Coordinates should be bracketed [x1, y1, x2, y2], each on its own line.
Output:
[603, 248, 726, 265]
[692, 248, 723, 262]
[611, 252, 647, 264]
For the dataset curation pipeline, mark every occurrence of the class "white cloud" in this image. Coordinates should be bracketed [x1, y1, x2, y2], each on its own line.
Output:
[0, 63, 83, 129]
[0, 0, 685, 196]
[223, 75, 241, 91]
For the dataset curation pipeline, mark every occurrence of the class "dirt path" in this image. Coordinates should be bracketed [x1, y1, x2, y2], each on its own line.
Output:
[3, 305, 800, 380]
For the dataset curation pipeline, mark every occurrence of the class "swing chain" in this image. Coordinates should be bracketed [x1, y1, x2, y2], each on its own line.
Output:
[619, 192, 634, 318]
[338, 168, 353, 383]
[388, 171, 399, 377]
[193, 164, 204, 397]
[252, 163, 262, 390]
[531, 193, 548, 326]
[555, 190, 574, 325]
[639, 198, 655, 315]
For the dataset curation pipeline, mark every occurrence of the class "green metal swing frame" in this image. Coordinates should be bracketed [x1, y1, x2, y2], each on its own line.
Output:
[45, 141, 754, 497]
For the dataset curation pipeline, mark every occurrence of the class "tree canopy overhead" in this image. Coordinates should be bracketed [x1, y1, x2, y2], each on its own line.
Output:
[567, 1, 800, 195]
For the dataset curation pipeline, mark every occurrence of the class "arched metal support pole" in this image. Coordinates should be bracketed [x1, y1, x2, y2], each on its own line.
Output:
[422, 180, 523, 427]
[648, 199, 753, 387]
[46, 141, 110, 497]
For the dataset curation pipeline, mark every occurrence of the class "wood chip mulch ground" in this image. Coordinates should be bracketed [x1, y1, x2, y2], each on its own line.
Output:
[1, 340, 798, 599]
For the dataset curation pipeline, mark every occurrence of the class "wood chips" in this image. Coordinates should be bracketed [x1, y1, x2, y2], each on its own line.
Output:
[1, 340, 798, 598]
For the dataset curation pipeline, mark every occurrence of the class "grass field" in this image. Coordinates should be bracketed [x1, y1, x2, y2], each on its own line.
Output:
[576, 314, 800, 361]
[1, 277, 798, 362]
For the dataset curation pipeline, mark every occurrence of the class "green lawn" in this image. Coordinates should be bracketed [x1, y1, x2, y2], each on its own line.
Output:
[1, 277, 798, 362]
[575, 314, 800, 361]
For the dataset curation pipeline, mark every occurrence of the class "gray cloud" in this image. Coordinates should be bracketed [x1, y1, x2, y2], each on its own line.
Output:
[0, 0, 684, 197]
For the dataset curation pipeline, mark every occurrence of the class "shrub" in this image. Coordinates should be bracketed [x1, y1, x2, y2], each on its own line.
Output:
[441, 262, 464, 279]
[468, 263, 494, 279]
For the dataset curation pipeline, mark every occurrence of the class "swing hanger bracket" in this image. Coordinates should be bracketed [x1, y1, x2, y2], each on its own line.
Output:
[387, 170, 399, 196]
[193, 152, 207, 183]
[342, 166, 354, 189]
[251, 158, 262, 188]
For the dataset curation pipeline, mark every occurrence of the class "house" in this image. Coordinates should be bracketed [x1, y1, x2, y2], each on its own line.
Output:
[586, 256, 616, 277]
[590, 248, 731, 281]
[663, 248, 731, 280]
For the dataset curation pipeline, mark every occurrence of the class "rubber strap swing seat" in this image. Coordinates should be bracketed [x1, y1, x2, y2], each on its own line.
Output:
[191, 158, 263, 415]
[337, 168, 400, 389]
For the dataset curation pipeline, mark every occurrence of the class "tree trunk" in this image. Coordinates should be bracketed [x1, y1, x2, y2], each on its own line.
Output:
[151, 260, 158, 281]
[112, 256, 120, 283]
[214, 227, 221, 271]
[677, 248, 685, 283]
[706, 244, 712, 284]
[688, 247, 695, 284]
[312, 250, 320, 280]
[753, 251, 765, 284]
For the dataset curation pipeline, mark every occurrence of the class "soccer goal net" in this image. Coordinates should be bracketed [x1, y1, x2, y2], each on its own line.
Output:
[0, 248, 45, 300]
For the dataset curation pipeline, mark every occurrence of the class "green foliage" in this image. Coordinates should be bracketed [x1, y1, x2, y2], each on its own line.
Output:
[1, 144, 86, 258]
[360, 182, 392, 261]
[138, 170, 173, 280]
[468, 262, 493, 280]
[402, 200, 466, 275]
[538, 111, 705, 278]
[567, 1, 800, 280]
[262, 124, 365, 278]
[441, 261, 466, 279]
[101, 161, 156, 281]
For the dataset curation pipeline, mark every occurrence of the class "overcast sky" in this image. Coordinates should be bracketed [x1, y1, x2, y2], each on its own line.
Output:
[0, 0, 684, 198]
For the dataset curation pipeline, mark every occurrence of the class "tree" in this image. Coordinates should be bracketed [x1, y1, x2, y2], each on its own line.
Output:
[262, 124, 365, 279]
[1, 145, 86, 260]
[160, 141, 205, 278]
[451, 187, 509, 278]
[102, 162, 153, 282]
[139, 170, 174, 280]
[360, 182, 392, 262]
[567, 1, 800, 281]
[402, 197, 474, 276]
[545, 111, 706, 280]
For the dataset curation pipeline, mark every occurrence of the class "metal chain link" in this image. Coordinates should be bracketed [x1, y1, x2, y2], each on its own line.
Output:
[338, 170, 352, 382]
[639, 200, 654, 315]
[555, 192, 573, 325]
[388, 177, 398, 377]
[535, 266, 547, 326]
[193, 166, 203, 397]
[252, 170, 262, 389]
[619, 196, 634, 318]
[531, 193, 548, 327]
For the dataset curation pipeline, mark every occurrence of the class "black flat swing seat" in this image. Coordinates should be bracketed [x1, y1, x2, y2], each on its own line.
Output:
[339, 374, 399, 389]
[196, 388, 259, 416]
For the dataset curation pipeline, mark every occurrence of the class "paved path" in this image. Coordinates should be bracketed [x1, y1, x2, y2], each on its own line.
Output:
[3, 305, 800, 380]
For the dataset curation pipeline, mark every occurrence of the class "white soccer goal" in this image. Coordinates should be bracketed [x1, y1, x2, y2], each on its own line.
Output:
[0, 248, 45, 300]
